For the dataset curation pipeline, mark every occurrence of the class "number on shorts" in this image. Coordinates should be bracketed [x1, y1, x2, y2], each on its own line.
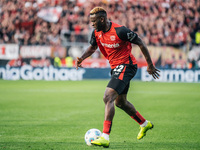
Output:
[114, 65, 124, 72]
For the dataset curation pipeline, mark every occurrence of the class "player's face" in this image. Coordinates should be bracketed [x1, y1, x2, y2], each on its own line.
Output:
[90, 14, 103, 31]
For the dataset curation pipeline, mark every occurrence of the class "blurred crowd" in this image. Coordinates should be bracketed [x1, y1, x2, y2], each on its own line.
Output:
[0, 0, 200, 47]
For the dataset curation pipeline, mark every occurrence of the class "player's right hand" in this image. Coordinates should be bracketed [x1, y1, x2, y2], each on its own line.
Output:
[76, 57, 83, 70]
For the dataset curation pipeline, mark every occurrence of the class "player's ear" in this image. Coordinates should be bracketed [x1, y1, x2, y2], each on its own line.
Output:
[100, 17, 105, 23]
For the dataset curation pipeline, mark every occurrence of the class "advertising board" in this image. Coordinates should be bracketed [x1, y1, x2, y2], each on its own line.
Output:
[0, 65, 199, 82]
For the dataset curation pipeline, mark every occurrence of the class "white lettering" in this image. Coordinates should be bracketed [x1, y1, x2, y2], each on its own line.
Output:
[43, 67, 49, 80]
[10, 68, 20, 80]
[58, 69, 68, 80]
[48, 66, 55, 80]
[141, 67, 200, 82]
[17, 65, 86, 81]
[77, 69, 85, 80]
[185, 70, 194, 82]
[69, 69, 78, 81]
[168, 70, 185, 82]
[0, 66, 199, 82]
[20, 65, 33, 80]
[20, 46, 51, 58]
[33, 68, 43, 80]
[0, 68, 6, 79]
[194, 70, 200, 82]
[100, 41, 120, 48]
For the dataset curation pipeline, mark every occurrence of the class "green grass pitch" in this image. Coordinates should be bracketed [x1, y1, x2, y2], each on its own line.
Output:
[0, 80, 199, 150]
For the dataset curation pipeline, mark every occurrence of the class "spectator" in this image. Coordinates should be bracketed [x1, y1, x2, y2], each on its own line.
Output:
[195, 30, 200, 45]
[0, 0, 199, 47]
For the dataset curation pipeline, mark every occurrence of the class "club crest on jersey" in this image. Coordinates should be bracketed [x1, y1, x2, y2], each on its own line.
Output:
[110, 36, 116, 41]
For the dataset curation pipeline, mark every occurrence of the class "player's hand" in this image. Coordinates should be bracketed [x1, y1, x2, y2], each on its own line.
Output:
[76, 57, 83, 70]
[147, 64, 160, 79]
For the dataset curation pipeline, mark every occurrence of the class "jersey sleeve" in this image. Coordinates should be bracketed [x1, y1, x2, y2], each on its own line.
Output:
[89, 30, 97, 46]
[115, 26, 138, 43]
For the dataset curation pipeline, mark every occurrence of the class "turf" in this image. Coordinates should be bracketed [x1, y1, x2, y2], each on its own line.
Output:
[0, 80, 199, 150]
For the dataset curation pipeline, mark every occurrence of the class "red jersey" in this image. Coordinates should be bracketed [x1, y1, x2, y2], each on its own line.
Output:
[90, 22, 138, 69]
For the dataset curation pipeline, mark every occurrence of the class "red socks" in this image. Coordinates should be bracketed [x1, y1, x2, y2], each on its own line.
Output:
[102, 112, 145, 135]
[131, 111, 146, 125]
[103, 120, 112, 135]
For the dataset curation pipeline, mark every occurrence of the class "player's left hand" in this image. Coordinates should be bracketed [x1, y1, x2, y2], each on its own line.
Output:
[147, 64, 160, 79]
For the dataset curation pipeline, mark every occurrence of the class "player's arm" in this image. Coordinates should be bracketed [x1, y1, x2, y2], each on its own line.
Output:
[76, 30, 98, 69]
[133, 36, 160, 79]
[116, 26, 160, 79]
[76, 45, 98, 69]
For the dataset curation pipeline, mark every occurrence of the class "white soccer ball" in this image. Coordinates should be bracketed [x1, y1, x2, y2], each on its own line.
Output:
[84, 128, 102, 146]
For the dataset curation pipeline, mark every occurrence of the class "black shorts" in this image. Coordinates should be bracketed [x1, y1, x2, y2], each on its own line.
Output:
[107, 64, 137, 95]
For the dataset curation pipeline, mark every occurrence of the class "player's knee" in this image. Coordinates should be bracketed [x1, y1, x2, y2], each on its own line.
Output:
[103, 93, 114, 104]
[103, 93, 109, 104]
[103, 88, 118, 104]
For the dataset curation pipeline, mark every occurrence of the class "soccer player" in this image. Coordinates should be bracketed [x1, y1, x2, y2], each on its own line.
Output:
[76, 7, 160, 148]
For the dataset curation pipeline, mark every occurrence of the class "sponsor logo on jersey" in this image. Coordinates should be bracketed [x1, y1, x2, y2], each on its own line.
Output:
[100, 41, 120, 48]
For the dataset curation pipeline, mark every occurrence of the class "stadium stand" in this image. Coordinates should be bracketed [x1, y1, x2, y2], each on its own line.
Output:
[0, 0, 199, 68]
[0, 0, 199, 46]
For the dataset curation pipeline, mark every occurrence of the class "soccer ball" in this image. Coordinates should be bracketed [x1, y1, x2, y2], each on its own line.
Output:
[84, 128, 102, 146]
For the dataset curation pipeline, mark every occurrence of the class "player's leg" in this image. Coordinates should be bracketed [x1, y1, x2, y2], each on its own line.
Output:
[115, 94, 137, 116]
[91, 87, 118, 148]
[94, 64, 131, 145]
[92, 64, 139, 147]
[103, 87, 118, 121]
[102, 87, 118, 142]
[115, 93, 153, 140]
